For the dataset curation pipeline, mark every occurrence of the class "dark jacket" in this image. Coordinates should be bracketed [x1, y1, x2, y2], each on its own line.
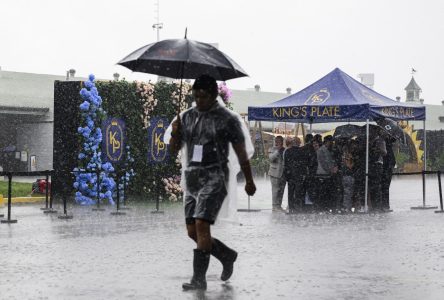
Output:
[283, 146, 308, 181]
[302, 143, 317, 177]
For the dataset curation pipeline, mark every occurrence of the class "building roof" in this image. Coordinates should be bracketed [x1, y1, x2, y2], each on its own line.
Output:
[405, 76, 422, 91]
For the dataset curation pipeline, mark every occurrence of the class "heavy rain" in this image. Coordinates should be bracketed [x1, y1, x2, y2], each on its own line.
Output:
[1, 1, 444, 299]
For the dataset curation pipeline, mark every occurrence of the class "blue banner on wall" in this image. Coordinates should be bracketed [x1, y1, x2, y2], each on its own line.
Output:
[147, 117, 169, 164]
[102, 117, 125, 164]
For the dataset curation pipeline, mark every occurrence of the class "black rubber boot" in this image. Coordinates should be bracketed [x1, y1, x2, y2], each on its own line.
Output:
[182, 249, 210, 291]
[211, 238, 238, 281]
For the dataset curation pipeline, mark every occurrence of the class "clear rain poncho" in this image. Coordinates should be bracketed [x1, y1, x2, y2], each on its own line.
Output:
[164, 98, 254, 225]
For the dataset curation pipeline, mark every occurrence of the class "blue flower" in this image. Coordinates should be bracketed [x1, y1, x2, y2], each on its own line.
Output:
[80, 88, 90, 99]
[84, 80, 94, 89]
[89, 74, 95, 82]
[80, 101, 90, 111]
[87, 120, 94, 129]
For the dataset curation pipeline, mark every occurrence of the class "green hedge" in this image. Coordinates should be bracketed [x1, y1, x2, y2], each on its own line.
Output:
[95, 80, 192, 200]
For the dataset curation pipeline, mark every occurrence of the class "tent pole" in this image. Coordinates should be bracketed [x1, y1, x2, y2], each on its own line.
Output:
[272, 121, 275, 144]
[365, 119, 369, 212]
[309, 121, 313, 134]
[423, 119, 427, 207]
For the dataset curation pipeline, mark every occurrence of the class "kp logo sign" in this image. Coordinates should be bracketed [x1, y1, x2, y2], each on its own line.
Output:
[305, 88, 330, 105]
[147, 117, 169, 164]
[102, 117, 125, 164]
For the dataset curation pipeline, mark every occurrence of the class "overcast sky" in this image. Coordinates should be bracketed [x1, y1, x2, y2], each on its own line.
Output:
[1, 0, 443, 105]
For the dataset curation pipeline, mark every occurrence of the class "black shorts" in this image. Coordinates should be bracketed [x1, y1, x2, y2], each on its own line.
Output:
[184, 165, 228, 225]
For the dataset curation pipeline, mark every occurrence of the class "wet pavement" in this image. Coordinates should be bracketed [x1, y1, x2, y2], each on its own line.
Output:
[1, 175, 444, 299]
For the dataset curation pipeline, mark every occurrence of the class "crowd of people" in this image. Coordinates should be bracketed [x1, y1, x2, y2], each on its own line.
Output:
[268, 131, 396, 213]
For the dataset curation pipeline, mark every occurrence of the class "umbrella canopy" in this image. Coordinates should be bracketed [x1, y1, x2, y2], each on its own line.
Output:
[118, 39, 248, 81]
[333, 123, 394, 141]
[375, 118, 406, 141]
[333, 124, 361, 139]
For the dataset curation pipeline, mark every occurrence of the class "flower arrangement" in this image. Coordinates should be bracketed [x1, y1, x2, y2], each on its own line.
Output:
[73, 74, 116, 205]
[171, 80, 192, 112]
[218, 82, 233, 110]
[162, 175, 183, 202]
[136, 81, 158, 129]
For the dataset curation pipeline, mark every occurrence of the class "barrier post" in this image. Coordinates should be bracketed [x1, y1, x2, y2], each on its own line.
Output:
[411, 123, 437, 210]
[1, 173, 17, 224]
[93, 169, 105, 211]
[151, 169, 164, 214]
[435, 171, 444, 214]
[411, 171, 438, 210]
[43, 172, 57, 214]
[58, 194, 73, 219]
[40, 173, 49, 210]
[111, 171, 125, 215]
[119, 172, 130, 210]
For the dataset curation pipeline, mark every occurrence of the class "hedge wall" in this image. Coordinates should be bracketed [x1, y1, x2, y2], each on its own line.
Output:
[96, 80, 193, 201]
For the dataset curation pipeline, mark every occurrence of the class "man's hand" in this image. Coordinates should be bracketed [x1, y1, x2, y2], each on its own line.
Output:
[169, 116, 182, 154]
[245, 180, 256, 196]
[171, 116, 181, 138]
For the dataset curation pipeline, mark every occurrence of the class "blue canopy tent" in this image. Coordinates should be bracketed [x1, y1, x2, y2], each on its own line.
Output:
[248, 68, 427, 211]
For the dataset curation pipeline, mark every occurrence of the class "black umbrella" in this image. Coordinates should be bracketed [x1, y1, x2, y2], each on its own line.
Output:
[333, 124, 362, 139]
[118, 31, 248, 115]
[358, 124, 396, 142]
[375, 118, 406, 142]
[335, 123, 393, 141]
[117, 37, 247, 81]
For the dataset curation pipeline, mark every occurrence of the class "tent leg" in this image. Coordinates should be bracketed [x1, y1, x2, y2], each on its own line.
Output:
[365, 119, 369, 213]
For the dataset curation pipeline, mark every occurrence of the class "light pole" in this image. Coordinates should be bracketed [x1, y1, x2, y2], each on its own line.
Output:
[152, 0, 163, 42]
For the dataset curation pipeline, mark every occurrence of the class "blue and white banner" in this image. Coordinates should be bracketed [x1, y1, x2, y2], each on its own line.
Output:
[147, 117, 169, 164]
[102, 117, 125, 164]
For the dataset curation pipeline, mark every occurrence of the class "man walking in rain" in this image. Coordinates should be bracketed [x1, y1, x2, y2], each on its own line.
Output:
[168, 75, 256, 290]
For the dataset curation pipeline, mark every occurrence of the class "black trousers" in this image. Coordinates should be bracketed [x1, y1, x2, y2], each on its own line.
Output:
[287, 176, 305, 212]
[369, 163, 384, 210]
[315, 176, 336, 211]
[381, 167, 393, 209]
[305, 175, 317, 209]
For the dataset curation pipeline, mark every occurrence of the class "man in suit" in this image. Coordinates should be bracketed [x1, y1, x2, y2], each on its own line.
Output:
[316, 135, 338, 210]
[283, 137, 307, 213]
[302, 134, 317, 208]
[268, 135, 286, 211]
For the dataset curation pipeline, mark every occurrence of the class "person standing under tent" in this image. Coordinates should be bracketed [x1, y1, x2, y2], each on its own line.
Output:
[368, 132, 387, 211]
[302, 134, 317, 209]
[381, 137, 396, 211]
[268, 135, 286, 212]
[316, 135, 338, 211]
[341, 139, 357, 211]
[168, 75, 256, 291]
[283, 137, 307, 213]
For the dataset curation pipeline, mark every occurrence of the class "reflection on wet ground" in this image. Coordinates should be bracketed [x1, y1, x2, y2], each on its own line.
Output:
[1, 175, 444, 299]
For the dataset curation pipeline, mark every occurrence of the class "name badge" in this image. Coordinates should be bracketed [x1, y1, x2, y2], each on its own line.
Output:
[191, 145, 203, 162]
